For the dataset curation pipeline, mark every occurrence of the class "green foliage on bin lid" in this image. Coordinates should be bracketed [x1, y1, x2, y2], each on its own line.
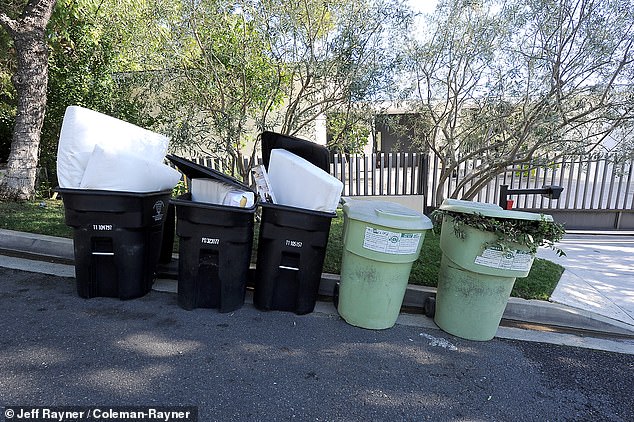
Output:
[437, 198, 554, 222]
[431, 206, 566, 257]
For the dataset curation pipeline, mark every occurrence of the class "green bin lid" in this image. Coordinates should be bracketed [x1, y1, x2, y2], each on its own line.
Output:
[342, 198, 433, 231]
[439, 199, 553, 222]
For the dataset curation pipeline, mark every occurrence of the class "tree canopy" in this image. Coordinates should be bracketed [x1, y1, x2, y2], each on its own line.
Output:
[0, 0, 158, 196]
[148, 0, 412, 180]
[401, 0, 634, 204]
[1, 0, 632, 199]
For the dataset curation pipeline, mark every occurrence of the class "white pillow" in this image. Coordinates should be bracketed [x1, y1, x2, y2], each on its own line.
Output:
[79, 145, 181, 192]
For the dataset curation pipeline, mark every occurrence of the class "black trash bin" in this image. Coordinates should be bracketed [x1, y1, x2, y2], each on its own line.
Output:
[58, 188, 172, 300]
[260, 130, 330, 172]
[167, 155, 256, 312]
[253, 131, 337, 315]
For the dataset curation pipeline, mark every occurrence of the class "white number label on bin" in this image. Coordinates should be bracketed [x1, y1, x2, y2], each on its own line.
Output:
[93, 224, 113, 231]
[474, 246, 533, 271]
[362, 227, 421, 255]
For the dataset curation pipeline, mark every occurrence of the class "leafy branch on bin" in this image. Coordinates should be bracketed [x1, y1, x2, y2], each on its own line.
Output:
[431, 209, 566, 256]
[172, 179, 187, 197]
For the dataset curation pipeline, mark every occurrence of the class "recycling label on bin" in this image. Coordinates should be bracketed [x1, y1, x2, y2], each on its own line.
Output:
[152, 200, 165, 222]
[474, 246, 533, 271]
[362, 227, 421, 255]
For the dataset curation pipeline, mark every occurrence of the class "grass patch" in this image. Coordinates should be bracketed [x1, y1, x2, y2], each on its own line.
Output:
[512, 258, 564, 300]
[0, 198, 71, 238]
[322, 210, 344, 274]
[0, 199, 563, 300]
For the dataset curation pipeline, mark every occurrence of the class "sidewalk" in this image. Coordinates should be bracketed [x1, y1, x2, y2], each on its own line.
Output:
[1, 228, 633, 344]
[537, 233, 634, 326]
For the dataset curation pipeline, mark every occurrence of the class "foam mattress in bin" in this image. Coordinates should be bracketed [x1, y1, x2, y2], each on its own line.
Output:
[57, 105, 170, 188]
[267, 149, 343, 213]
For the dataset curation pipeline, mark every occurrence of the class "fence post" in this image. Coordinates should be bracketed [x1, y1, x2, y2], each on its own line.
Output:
[417, 153, 429, 213]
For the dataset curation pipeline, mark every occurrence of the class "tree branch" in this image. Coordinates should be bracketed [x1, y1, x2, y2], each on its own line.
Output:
[0, 13, 18, 34]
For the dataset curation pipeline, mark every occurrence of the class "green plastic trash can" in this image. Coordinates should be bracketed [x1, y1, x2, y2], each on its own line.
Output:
[434, 199, 554, 341]
[337, 198, 433, 329]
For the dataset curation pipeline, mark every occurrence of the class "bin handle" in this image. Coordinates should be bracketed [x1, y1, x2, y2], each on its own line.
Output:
[375, 208, 419, 220]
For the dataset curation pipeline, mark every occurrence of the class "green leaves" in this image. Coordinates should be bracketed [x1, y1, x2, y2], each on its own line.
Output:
[36, 0, 158, 186]
[326, 111, 371, 153]
[431, 209, 566, 256]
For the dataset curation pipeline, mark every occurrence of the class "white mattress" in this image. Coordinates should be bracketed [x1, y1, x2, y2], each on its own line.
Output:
[56, 106, 169, 189]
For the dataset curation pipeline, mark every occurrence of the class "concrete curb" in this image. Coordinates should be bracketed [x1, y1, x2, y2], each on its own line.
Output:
[565, 230, 634, 236]
[1, 228, 633, 337]
[0, 229, 74, 262]
[316, 273, 634, 337]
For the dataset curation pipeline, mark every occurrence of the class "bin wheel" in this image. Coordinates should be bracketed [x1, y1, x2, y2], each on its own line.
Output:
[423, 297, 436, 318]
[333, 282, 340, 310]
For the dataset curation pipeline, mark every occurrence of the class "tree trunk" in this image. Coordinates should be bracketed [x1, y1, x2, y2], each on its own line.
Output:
[0, 0, 57, 200]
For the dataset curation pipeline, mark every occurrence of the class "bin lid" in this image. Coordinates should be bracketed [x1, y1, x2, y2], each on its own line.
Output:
[439, 199, 553, 222]
[261, 131, 330, 172]
[166, 154, 254, 193]
[342, 198, 433, 231]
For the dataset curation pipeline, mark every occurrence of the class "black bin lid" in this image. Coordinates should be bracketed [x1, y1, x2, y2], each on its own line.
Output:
[166, 154, 254, 193]
[261, 131, 330, 172]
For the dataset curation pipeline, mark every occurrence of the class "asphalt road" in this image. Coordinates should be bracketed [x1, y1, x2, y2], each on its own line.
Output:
[1, 267, 632, 421]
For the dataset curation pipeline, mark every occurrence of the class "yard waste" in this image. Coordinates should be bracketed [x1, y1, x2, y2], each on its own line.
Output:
[433, 199, 557, 341]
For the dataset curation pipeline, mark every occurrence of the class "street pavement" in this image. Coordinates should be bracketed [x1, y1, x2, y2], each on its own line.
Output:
[1, 267, 633, 421]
